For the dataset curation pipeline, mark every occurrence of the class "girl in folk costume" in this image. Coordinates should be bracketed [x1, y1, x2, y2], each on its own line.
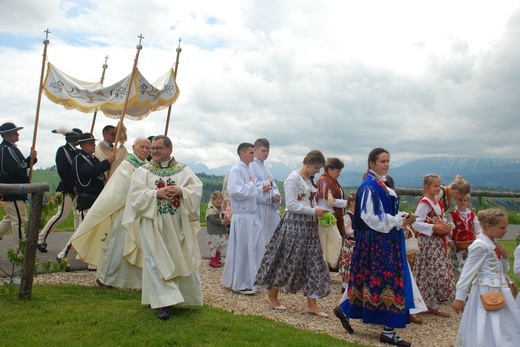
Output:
[337, 192, 356, 292]
[316, 157, 347, 269]
[452, 209, 520, 347]
[435, 175, 471, 211]
[316, 158, 347, 237]
[205, 191, 230, 268]
[255, 150, 332, 317]
[447, 194, 482, 278]
[412, 174, 455, 318]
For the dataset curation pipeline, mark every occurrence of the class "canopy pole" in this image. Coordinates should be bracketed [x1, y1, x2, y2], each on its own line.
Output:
[89, 55, 109, 134]
[106, 35, 143, 182]
[164, 37, 182, 136]
[113, 34, 143, 152]
[29, 29, 51, 182]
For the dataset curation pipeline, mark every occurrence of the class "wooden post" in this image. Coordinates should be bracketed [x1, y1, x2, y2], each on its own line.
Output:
[0, 183, 49, 299]
[395, 187, 520, 198]
[164, 38, 182, 136]
[19, 190, 45, 299]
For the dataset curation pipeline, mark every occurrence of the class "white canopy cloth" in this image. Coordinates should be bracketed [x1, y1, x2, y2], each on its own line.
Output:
[42, 62, 179, 120]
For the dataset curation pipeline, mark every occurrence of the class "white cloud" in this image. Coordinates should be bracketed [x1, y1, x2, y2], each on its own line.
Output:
[1, 0, 519, 171]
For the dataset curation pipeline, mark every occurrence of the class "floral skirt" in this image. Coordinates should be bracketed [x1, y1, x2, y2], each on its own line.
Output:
[413, 235, 455, 302]
[338, 238, 355, 283]
[340, 228, 411, 328]
[451, 247, 469, 279]
[254, 211, 332, 298]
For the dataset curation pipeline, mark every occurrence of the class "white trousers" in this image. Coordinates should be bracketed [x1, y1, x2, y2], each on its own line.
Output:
[58, 209, 89, 258]
[38, 193, 80, 244]
[0, 200, 28, 246]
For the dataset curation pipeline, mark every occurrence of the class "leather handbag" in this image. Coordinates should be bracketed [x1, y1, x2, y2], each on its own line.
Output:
[480, 291, 506, 311]
[478, 245, 510, 311]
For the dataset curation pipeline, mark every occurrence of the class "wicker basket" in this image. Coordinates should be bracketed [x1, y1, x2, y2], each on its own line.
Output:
[405, 227, 419, 255]
[455, 240, 473, 250]
[454, 230, 475, 250]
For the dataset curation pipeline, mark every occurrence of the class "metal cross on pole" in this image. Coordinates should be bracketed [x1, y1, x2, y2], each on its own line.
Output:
[164, 37, 182, 136]
[89, 55, 110, 134]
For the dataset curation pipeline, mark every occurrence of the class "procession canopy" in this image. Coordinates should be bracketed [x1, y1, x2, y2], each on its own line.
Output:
[42, 62, 179, 120]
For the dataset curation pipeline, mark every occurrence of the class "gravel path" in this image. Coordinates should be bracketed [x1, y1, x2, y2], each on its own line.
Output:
[34, 264, 460, 347]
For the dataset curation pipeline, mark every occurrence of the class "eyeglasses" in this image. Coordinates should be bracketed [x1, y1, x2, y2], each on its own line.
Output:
[106, 133, 117, 136]
[150, 146, 164, 151]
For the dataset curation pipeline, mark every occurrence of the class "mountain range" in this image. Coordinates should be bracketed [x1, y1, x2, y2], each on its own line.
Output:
[189, 157, 520, 190]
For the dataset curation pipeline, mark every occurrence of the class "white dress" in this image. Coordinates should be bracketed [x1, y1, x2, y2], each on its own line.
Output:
[249, 157, 281, 246]
[455, 233, 520, 346]
[514, 244, 520, 306]
[221, 160, 263, 291]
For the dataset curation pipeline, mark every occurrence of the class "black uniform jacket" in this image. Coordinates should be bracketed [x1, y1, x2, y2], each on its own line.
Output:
[0, 139, 37, 201]
[56, 143, 79, 195]
[73, 149, 111, 211]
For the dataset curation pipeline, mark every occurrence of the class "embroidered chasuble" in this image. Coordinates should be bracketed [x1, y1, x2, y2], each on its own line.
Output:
[122, 159, 203, 308]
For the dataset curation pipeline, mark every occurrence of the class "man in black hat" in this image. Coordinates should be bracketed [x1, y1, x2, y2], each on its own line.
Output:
[37, 128, 83, 252]
[57, 132, 115, 261]
[0, 122, 37, 246]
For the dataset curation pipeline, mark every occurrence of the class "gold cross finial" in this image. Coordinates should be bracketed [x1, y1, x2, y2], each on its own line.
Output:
[176, 37, 182, 53]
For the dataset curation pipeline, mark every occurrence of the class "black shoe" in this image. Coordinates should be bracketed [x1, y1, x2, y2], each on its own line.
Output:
[380, 333, 411, 347]
[56, 257, 71, 272]
[157, 307, 170, 320]
[333, 306, 354, 334]
[37, 243, 48, 253]
[96, 278, 114, 290]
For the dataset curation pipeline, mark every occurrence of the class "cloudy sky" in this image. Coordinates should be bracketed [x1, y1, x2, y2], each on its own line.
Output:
[1, 0, 519, 171]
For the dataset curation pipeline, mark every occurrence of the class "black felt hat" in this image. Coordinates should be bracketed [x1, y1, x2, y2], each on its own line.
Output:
[78, 132, 98, 143]
[0, 122, 23, 134]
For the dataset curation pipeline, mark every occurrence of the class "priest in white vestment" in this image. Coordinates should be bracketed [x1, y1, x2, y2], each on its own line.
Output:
[249, 138, 281, 248]
[70, 137, 150, 289]
[122, 135, 203, 320]
[221, 142, 263, 294]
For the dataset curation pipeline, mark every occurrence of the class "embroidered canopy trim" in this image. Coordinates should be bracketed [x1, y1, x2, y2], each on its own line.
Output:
[42, 62, 179, 120]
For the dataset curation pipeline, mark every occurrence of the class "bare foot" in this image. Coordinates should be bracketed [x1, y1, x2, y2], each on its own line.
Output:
[264, 296, 286, 310]
[305, 306, 329, 318]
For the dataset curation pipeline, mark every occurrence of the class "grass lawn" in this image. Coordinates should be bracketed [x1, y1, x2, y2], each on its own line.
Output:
[503, 240, 520, 286]
[0, 284, 368, 347]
